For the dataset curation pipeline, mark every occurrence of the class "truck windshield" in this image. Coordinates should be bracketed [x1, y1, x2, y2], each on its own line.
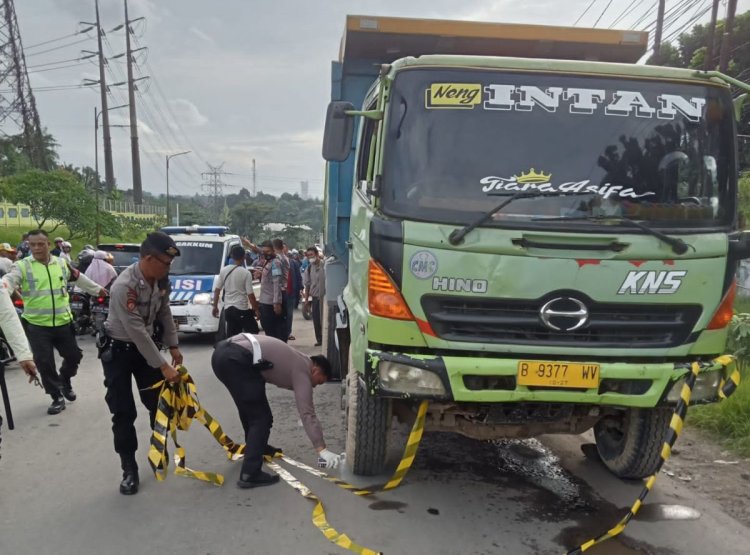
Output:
[381, 68, 736, 229]
[171, 241, 225, 275]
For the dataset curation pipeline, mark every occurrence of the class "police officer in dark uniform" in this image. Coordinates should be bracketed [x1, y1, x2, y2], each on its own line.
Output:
[99, 232, 183, 495]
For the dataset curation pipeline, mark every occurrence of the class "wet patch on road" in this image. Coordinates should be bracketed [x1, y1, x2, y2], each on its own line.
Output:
[368, 500, 407, 512]
[411, 432, 681, 554]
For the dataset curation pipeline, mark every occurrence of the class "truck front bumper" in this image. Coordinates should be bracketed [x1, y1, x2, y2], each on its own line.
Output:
[364, 349, 736, 408]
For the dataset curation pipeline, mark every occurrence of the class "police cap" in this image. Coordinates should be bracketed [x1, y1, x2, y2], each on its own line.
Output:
[142, 231, 181, 258]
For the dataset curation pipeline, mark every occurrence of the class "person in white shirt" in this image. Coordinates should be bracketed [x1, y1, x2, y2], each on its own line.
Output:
[85, 250, 118, 288]
[212, 245, 259, 337]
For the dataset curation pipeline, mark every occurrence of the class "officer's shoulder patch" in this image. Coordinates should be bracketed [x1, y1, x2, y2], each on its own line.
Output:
[126, 287, 137, 311]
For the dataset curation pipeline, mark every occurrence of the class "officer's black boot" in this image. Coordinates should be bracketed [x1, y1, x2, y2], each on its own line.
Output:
[60, 378, 76, 402]
[237, 470, 280, 489]
[119, 455, 139, 495]
[47, 396, 65, 415]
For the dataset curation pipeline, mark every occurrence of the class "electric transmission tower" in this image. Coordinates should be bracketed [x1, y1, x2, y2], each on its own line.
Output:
[202, 163, 235, 222]
[0, 0, 47, 169]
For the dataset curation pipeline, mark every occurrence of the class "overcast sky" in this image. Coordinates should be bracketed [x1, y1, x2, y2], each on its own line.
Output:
[14, 0, 750, 201]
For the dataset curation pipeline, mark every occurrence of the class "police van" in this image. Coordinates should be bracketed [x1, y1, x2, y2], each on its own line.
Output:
[161, 225, 254, 334]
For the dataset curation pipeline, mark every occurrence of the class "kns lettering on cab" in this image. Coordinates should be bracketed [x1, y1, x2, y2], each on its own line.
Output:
[617, 271, 686, 295]
[426, 83, 482, 108]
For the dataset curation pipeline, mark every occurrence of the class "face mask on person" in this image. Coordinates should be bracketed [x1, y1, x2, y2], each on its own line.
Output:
[264, 253, 275, 261]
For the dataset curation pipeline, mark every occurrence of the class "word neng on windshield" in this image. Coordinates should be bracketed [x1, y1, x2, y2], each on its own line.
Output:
[170, 242, 224, 275]
[381, 69, 736, 228]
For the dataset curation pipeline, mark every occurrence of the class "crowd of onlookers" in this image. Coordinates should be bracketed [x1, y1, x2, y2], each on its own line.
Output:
[212, 237, 326, 346]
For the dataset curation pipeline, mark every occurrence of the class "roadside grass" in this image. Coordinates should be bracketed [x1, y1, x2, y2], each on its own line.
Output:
[688, 368, 750, 457]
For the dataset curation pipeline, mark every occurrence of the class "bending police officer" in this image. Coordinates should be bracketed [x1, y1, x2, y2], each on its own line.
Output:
[212, 333, 340, 488]
[3, 229, 105, 414]
[100, 232, 183, 495]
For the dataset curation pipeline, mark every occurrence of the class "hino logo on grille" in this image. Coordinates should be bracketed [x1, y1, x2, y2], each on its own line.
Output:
[539, 297, 589, 332]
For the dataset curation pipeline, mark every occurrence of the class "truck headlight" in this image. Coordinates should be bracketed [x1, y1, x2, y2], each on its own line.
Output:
[666, 370, 722, 403]
[378, 361, 445, 395]
[192, 293, 212, 305]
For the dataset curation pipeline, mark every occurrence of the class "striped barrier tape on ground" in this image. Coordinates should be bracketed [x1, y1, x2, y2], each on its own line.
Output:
[147, 366, 245, 485]
[262, 400, 429, 555]
[567, 356, 740, 554]
[266, 458, 383, 555]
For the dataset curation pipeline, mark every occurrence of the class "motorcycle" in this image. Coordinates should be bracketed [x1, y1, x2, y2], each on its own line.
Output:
[69, 287, 93, 336]
[90, 292, 109, 337]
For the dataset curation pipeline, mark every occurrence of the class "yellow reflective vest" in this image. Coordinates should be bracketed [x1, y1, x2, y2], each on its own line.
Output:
[18, 256, 73, 327]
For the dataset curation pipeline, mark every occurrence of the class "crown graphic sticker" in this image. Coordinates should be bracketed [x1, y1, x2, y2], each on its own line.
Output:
[513, 168, 551, 184]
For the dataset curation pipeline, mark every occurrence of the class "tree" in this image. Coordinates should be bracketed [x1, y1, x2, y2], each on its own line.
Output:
[231, 201, 275, 239]
[1, 169, 119, 238]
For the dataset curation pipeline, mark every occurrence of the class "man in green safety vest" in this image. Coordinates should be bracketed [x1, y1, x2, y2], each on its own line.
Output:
[3, 229, 106, 415]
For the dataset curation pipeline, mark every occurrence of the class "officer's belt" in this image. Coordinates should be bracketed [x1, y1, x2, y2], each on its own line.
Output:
[109, 337, 138, 352]
[241, 333, 262, 364]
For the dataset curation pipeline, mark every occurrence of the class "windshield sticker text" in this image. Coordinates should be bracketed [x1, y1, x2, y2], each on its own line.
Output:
[175, 242, 213, 248]
[480, 169, 656, 200]
[617, 270, 686, 295]
[432, 277, 488, 294]
[425, 83, 482, 109]
[425, 83, 705, 121]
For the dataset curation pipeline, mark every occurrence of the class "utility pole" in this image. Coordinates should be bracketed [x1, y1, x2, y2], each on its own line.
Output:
[94, 103, 127, 244]
[124, 0, 142, 204]
[91, 0, 115, 191]
[652, 0, 666, 65]
[252, 158, 256, 196]
[719, 0, 739, 73]
[704, 0, 721, 71]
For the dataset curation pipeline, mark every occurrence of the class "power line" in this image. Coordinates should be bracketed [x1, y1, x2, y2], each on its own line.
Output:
[608, 0, 643, 28]
[574, 0, 599, 25]
[25, 27, 94, 49]
[593, 0, 615, 27]
[25, 36, 93, 57]
[28, 61, 91, 73]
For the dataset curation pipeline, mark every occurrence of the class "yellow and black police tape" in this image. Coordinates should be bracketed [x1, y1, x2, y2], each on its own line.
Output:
[147, 366, 245, 485]
[567, 355, 740, 554]
[264, 400, 429, 555]
[145, 366, 428, 555]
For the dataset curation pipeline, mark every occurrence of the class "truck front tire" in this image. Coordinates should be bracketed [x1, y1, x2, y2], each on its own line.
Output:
[345, 370, 390, 476]
[594, 407, 672, 479]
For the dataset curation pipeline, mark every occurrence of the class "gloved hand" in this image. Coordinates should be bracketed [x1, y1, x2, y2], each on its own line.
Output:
[318, 448, 342, 469]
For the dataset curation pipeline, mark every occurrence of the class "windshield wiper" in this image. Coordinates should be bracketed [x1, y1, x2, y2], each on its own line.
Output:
[534, 215, 693, 255]
[448, 190, 590, 246]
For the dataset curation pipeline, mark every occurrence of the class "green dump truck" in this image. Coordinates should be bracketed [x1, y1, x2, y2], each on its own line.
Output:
[322, 15, 749, 478]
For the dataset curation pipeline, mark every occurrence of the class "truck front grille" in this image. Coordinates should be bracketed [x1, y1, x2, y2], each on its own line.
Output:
[421, 295, 702, 348]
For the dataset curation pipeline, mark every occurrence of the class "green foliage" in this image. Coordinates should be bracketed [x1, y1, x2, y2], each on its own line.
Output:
[1, 169, 120, 239]
[737, 174, 750, 227]
[230, 201, 275, 239]
[689, 311, 750, 456]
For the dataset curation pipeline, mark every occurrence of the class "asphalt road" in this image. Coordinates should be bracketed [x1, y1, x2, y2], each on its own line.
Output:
[1, 312, 748, 555]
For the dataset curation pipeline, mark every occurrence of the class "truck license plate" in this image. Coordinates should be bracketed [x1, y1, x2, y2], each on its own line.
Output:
[517, 360, 600, 389]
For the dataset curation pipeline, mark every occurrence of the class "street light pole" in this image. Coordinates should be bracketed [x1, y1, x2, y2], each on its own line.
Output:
[166, 151, 191, 225]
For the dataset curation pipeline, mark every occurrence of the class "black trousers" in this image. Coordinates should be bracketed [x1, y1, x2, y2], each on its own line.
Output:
[25, 322, 82, 399]
[101, 346, 162, 461]
[311, 297, 323, 344]
[259, 301, 287, 342]
[212, 341, 271, 477]
[224, 306, 259, 337]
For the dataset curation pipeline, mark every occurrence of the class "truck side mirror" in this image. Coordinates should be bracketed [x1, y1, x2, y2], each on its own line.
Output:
[322, 101, 355, 162]
[729, 230, 750, 259]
